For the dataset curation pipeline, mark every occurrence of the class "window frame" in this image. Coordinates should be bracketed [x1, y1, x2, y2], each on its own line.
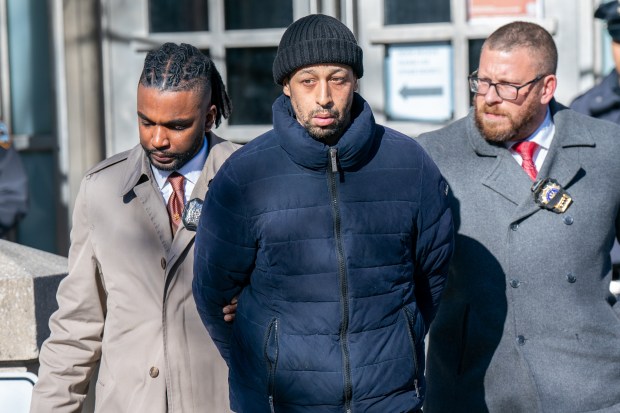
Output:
[129, 0, 335, 142]
[357, 0, 556, 138]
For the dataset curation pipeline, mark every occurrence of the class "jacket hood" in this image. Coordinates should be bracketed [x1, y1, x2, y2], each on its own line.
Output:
[273, 92, 378, 171]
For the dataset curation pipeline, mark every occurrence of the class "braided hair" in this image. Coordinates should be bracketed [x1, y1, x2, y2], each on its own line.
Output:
[140, 43, 232, 127]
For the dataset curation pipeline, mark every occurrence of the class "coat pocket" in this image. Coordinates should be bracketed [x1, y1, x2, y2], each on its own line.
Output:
[456, 303, 471, 376]
[263, 318, 279, 413]
[403, 307, 422, 398]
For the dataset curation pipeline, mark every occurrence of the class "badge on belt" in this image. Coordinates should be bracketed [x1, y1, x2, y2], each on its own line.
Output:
[182, 198, 203, 231]
[531, 177, 573, 213]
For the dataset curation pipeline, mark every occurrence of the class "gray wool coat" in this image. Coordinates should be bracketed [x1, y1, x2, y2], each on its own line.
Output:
[417, 101, 620, 413]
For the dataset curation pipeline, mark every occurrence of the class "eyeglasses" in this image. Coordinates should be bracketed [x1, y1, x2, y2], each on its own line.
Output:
[468, 71, 545, 101]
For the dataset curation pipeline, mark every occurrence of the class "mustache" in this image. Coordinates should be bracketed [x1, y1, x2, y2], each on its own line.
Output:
[479, 104, 500, 114]
[477, 103, 509, 118]
[144, 148, 180, 158]
[311, 108, 339, 117]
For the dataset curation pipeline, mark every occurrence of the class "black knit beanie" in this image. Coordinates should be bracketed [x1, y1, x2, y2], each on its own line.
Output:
[272, 14, 364, 85]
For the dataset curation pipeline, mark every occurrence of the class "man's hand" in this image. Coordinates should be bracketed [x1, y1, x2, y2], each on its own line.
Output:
[223, 296, 238, 322]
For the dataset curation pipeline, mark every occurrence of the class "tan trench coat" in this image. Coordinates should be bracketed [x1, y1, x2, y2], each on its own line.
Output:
[30, 134, 237, 413]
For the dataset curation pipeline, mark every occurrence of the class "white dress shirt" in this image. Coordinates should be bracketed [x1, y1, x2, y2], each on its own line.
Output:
[151, 136, 208, 205]
[508, 108, 555, 172]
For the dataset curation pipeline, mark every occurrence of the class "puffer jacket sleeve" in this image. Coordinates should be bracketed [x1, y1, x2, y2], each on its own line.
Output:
[414, 152, 454, 331]
[30, 177, 106, 413]
[193, 160, 255, 364]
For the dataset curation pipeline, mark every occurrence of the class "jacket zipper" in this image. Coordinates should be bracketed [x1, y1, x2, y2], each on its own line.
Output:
[264, 319, 279, 412]
[328, 148, 353, 412]
[403, 308, 421, 398]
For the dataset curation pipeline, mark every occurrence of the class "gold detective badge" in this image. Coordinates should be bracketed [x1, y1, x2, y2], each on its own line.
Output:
[531, 178, 573, 213]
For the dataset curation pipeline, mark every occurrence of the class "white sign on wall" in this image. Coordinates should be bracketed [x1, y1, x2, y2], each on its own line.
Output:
[385, 43, 453, 122]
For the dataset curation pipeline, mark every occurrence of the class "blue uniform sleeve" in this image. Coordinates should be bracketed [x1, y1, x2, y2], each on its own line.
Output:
[414, 152, 454, 332]
[193, 161, 256, 364]
[0, 146, 28, 234]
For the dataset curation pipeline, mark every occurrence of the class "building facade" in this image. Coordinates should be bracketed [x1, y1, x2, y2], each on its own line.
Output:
[0, 0, 609, 254]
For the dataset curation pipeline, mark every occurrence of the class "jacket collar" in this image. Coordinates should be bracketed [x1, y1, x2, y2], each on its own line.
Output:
[120, 145, 153, 197]
[273, 93, 377, 171]
[537, 100, 594, 186]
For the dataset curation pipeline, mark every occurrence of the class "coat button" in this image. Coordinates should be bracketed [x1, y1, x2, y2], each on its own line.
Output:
[510, 279, 520, 288]
[149, 366, 159, 378]
[517, 335, 526, 345]
[161, 258, 166, 270]
[566, 273, 577, 283]
[563, 215, 574, 225]
[510, 223, 519, 231]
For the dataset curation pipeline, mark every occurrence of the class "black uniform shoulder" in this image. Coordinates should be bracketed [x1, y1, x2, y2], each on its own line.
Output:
[570, 70, 620, 116]
[573, 107, 620, 135]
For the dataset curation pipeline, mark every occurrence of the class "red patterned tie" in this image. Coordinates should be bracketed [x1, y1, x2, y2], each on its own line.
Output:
[167, 172, 185, 235]
[513, 141, 539, 181]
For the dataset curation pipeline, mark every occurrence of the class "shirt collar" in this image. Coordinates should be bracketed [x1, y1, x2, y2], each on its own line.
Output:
[151, 136, 208, 190]
[508, 107, 554, 150]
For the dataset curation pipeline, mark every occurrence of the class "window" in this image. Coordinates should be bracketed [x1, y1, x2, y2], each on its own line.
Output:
[384, 0, 451, 25]
[226, 47, 282, 125]
[144, 0, 297, 136]
[149, 0, 209, 33]
[468, 39, 485, 102]
[225, 0, 293, 30]
[359, 0, 551, 135]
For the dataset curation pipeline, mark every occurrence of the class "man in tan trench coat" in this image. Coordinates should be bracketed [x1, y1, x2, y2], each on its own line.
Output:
[30, 43, 236, 413]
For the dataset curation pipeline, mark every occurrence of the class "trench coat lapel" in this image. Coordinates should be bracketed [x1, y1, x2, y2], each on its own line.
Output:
[166, 133, 232, 272]
[166, 174, 205, 270]
[120, 146, 173, 253]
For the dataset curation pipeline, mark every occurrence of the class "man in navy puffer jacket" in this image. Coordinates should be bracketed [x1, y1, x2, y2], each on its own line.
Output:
[193, 14, 454, 413]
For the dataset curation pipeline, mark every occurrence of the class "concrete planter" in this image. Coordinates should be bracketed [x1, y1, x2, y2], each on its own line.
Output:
[0, 240, 67, 369]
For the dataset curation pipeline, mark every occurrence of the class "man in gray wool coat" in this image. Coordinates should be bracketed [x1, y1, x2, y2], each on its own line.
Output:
[418, 21, 620, 413]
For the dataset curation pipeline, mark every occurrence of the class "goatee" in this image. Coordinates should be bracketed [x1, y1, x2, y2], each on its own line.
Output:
[474, 97, 539, 143]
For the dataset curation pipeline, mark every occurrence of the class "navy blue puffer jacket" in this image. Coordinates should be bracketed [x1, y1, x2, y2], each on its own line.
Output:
[193, 94, 453, 412]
